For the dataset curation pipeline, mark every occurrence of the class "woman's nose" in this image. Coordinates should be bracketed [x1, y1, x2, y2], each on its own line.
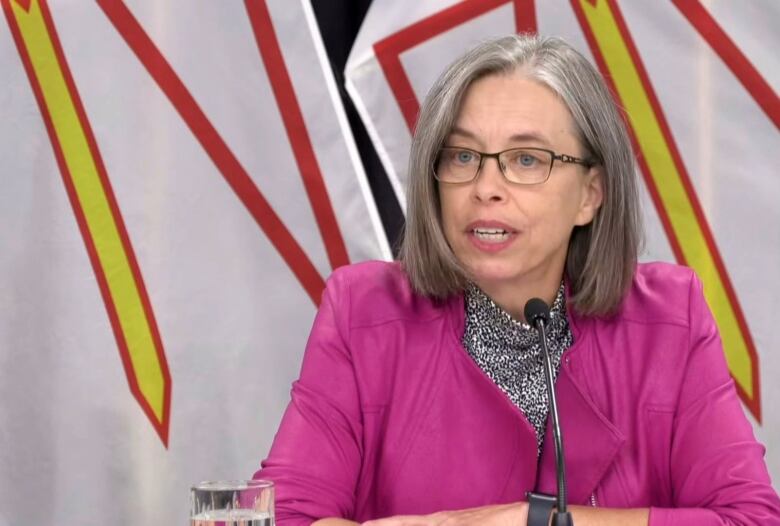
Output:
[472, 156, 507, 202]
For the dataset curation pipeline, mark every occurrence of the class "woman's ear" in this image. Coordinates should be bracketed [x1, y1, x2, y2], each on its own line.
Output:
[575, 166, 604, 226]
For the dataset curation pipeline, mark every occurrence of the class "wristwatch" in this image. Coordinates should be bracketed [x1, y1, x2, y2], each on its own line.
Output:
[526, 492, 556, 526]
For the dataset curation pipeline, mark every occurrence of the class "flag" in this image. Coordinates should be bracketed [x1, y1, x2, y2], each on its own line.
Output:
[0, 0, 389, 524]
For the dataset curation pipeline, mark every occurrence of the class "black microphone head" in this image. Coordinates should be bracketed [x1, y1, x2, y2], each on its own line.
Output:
[524, 297, 550, 326]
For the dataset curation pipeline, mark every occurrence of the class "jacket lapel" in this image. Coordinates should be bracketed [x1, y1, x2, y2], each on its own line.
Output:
[535, 367, 625, 504]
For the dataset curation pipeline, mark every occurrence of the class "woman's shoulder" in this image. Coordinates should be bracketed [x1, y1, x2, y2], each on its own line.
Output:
[617, 261, 701, 327]
[325, 260, 453, 328]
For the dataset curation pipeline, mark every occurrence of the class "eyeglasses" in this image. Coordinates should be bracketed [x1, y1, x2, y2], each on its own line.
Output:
[434, 146, 596, 185]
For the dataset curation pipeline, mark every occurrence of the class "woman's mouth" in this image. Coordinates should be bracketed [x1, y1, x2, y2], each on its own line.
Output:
[471, 227, 510, 243]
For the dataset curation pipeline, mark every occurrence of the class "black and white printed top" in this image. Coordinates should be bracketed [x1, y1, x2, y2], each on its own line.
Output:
[461, 283, 573, 456]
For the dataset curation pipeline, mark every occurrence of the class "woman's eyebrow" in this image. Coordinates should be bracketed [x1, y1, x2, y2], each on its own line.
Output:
[448, 126, 553, 148]
[508, 132, 551, 146]
[448, 126, 478, 140]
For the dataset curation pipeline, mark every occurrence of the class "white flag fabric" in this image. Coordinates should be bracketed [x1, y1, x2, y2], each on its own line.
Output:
[0, 0, 388, 524]
[346, 0, 780, 480]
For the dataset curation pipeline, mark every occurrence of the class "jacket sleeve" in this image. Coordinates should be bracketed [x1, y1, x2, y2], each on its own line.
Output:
[649, 273, 780, 525]
[254, 272, 361, 525]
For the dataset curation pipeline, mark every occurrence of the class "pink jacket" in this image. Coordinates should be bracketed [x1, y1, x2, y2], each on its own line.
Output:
[255, 261, 780, 525]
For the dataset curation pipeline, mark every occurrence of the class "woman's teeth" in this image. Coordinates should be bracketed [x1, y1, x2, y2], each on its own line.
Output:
[472, 228, 509, 242]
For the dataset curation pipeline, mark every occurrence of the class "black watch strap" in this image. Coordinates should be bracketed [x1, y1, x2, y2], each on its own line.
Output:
[526, 492, 556, 526]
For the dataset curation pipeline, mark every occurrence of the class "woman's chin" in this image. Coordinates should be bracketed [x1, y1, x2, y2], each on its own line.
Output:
[467, 267, 521, 289]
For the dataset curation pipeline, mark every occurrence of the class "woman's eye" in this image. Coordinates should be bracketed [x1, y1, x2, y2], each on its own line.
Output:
[456, 151, 475, 164]
[518, 154, 537, 167]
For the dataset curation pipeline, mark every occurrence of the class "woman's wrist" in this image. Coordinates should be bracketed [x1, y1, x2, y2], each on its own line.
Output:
[516, 500, 530, 525]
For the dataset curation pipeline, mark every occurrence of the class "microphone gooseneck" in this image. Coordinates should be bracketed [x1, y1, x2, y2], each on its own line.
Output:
[524, 297, 573, 526]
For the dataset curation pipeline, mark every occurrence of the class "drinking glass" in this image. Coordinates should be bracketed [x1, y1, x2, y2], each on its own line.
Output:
[190, 479, 274, 525]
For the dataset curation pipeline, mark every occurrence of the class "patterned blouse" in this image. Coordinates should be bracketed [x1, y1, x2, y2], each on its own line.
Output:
[461, 283, 573, 456]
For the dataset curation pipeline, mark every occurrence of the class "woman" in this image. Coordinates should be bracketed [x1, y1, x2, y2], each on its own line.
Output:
[255, 35, 780, 525]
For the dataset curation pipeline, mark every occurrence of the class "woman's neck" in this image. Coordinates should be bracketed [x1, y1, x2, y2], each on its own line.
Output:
[475, 271, 564, 322]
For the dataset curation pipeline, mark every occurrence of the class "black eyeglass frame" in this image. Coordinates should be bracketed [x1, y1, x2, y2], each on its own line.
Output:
[433, 146, 597, 185]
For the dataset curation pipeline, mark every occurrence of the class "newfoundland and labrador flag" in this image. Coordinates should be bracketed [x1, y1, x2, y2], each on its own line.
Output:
[1, 0, 387, 524]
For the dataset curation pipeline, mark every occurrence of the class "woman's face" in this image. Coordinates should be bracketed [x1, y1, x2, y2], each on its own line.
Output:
[438, 72, 603, 309]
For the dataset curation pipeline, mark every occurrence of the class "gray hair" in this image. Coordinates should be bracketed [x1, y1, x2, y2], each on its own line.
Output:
[399, 34, 642, 316]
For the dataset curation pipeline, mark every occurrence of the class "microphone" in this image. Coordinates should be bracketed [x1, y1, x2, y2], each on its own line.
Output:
[524, 298, 574, 526]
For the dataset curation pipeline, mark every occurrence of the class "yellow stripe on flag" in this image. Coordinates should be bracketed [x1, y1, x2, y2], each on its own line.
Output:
[577, 0, 758, 416]
[10, 0, 169, 436]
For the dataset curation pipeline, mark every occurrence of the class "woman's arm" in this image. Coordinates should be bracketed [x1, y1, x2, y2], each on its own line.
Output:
[646, 275, 780, 524]
[255, 273, 364, 524]
[569, 505, 647, 525]
[329, 502, 648, 525]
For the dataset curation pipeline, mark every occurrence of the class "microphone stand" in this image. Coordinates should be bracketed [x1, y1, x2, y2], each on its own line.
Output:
[525, 299, 573, 526]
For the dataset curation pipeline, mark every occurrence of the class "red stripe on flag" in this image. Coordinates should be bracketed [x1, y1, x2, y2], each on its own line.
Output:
[514, 0, 537, 35]
[672, 0, 778, 130]
[244, 0, 350, 271]
[374, 0, 537, 133]
[97, 0, 327, 305]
